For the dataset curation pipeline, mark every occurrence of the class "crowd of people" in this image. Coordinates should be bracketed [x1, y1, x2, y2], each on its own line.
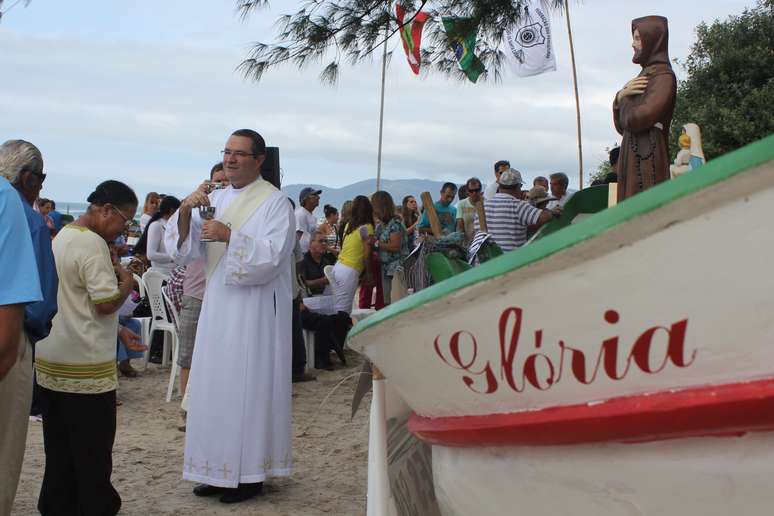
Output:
[0, 132, 593, 514]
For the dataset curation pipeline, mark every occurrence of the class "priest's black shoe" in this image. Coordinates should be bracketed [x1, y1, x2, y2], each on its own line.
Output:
[219, 482, 264, 504]
[192, 483, 226, 497]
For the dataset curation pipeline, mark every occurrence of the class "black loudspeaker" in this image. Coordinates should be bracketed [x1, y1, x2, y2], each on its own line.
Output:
[261, 147, 281, 188]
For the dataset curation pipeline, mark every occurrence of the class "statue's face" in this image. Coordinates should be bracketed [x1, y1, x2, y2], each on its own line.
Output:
[632, 28, 643, 62]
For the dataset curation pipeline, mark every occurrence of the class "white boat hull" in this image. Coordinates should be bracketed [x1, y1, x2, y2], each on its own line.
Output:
[432, 432, 774, 516]
[348, 137, 774, 515]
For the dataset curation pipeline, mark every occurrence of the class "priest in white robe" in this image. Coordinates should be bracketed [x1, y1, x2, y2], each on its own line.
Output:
[165, 129, 295, 504]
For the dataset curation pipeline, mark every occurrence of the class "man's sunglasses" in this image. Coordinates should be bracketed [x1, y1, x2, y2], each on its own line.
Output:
[25, 169, 46, 182]
[468, 188, 482, 193]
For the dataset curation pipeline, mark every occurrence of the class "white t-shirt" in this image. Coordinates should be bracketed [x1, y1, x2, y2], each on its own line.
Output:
[140, 212, 152, 232]
[484, 182, 499, 201]
[294, 206, 317, 254]
[36, 225, 121, 394]
[146, 218, 175, 274]
[546, 190, 576, 210]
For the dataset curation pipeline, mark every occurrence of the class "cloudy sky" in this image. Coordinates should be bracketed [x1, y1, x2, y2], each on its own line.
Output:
[0, 0, 753, 203]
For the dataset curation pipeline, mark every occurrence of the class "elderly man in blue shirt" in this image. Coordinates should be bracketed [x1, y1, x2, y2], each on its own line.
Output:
[0, 171, 44, 515]
[1, 141, 58, 344]
[0, 140, 59, 421]
[0, 140, 60, 514]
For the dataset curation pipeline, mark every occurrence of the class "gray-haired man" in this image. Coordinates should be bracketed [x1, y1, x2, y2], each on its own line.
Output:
[0, 140, 47, 515]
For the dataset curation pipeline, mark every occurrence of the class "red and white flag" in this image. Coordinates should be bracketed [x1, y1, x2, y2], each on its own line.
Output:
[396, 4, 430, 75]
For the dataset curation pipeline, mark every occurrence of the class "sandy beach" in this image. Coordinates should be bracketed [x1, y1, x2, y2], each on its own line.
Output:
[13, 354, 370, 515]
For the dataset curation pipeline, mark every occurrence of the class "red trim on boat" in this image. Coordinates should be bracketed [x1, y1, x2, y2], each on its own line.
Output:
[408, 378, 774, 447]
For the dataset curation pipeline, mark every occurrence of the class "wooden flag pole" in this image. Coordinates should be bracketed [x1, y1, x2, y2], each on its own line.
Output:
[419, 192, 443, 238]
[376, 24, 389, 192]
[565, 0, 584, 189]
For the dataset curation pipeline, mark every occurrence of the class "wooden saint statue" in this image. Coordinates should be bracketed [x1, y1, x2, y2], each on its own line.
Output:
[613, 16, 677, 201]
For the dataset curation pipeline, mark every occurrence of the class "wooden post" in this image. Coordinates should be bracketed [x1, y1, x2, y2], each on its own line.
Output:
[608, 182, 618, 207]
[475, 201, 488, 233]
[420, 192, 442, 238]
[366, 363, 390, 515]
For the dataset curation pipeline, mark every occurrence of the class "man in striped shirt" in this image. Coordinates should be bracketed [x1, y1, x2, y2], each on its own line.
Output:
[473, 169, 559, 252]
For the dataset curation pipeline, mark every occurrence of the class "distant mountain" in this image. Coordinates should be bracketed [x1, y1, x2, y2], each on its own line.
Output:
[282, 178, 450, 217]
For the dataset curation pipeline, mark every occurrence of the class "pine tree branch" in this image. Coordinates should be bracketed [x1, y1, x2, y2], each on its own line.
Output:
[237, 0, 566, 83]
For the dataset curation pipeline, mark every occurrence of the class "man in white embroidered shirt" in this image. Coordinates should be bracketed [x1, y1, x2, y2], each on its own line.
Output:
[474, 168, 559, 252]
[165, 129, 296, 504]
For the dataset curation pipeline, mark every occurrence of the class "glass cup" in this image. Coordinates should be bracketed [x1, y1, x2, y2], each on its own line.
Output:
[198, 206, 217, 242]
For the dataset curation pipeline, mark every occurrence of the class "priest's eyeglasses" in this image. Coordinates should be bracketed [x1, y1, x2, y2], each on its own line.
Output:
[221, 150, 256, 159]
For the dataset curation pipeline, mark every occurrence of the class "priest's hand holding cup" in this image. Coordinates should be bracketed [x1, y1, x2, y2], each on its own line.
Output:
[201, 220, 231, 243]
[183, 182, 211, 210]
[617, 76, 648, 101]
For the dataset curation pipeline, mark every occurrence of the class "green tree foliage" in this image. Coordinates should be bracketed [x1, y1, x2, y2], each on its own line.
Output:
[235, 0, 564, 83]
[588, 150, 613, 185]
[671, 0, 774, 159]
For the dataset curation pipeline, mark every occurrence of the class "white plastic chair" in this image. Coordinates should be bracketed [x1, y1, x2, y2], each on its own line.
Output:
[133, 273, 145, 298]
[132, 273, 152, 370]
[161, 290, 181, 402]
[323, 265, 336, 295]
[145, 266, 170, 280]
[141, 269, 178, 373]
[350, 308, 376, 323]
[303, 329, 315, 372]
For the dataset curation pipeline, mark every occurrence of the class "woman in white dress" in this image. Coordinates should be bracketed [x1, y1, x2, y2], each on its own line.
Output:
[134, 196, 180, 275]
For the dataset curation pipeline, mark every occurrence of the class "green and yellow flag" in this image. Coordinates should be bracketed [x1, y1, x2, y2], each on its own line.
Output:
[442, 17, 486, 83]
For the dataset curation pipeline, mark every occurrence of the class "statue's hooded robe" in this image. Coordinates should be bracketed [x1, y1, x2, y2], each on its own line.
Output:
[613, 16, 676, 201]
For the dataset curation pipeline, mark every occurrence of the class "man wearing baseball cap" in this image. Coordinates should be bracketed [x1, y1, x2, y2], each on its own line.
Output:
[473, 168, 560, 252]
[295, 187, 321, 253]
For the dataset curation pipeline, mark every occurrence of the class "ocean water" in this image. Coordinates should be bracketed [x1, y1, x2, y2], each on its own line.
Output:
[58, 202, 89, 217]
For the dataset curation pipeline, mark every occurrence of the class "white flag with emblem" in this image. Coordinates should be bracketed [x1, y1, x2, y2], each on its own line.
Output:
[505, 0, 557, 77]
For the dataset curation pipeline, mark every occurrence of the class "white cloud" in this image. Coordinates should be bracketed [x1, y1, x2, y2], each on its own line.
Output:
[0, 0, 755, 201]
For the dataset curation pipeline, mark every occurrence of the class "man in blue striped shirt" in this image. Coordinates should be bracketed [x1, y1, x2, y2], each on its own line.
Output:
[473, 169, 559, 252]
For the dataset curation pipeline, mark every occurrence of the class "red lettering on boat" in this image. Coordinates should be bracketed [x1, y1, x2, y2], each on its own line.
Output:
[432, 307, 696, 394]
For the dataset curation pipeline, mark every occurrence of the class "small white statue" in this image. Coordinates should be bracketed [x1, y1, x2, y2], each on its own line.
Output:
[670, 123, 706, 178]
[670, 133, 692, 178]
